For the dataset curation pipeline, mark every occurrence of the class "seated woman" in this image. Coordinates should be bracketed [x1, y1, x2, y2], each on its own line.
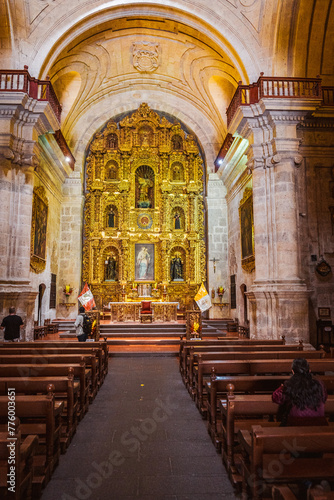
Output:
[272, 358, 328, 426]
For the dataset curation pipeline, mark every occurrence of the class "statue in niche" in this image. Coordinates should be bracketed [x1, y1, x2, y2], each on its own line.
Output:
[108, 134, 118, 149]
[170, 252, 183, 281]
[138, 177, 153, 207]
[174, 213, 181, 229]
[172, 135, 182, 150]
[105, 255, 117, 281]
[107, 164, 118, 179]
[107, 209, 115, 228]
[172, 164, 183, 181]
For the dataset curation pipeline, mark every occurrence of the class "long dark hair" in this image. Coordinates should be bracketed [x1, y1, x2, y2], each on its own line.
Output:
[283, 358, 324, 410]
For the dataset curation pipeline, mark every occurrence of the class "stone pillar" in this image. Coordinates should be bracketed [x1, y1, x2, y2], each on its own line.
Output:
[57, 172, 84, 319]
[205, 173, 229, 319]
[247, 118, 309, 342]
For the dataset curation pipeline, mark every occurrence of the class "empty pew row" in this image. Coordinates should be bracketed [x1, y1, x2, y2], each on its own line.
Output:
[239, 425, 334, 500]
[179, 337, 289, 374]
[0, 364, 91, 420]
[0, 340, 108, 382]
[0, 354, 99, 401]
[186, 348, 323, 394]
[180, 342, 305, 384]
[194, 358, 334, 413]
[0, 340, 108, 376]
[0, 388, 63, 497]
[0, 418, 39, 500]
[0, 374, 79, 450]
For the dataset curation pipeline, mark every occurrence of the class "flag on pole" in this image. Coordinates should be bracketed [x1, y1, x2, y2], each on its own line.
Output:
[78, 282, 96, 311]
[194, 283, 212, 312]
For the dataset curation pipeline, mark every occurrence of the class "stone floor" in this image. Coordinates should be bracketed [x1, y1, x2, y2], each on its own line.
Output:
[41, 356, 241, 500]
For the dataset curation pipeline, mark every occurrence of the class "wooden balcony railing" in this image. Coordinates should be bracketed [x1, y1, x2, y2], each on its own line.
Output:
[227, 73, 325, 126]
[0, 66, 62, 122]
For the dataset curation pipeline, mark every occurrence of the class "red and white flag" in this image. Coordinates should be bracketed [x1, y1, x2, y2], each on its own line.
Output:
[78, 283, 96, 311]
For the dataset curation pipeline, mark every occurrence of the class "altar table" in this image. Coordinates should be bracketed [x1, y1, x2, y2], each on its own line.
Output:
[107, 302, 178, 323]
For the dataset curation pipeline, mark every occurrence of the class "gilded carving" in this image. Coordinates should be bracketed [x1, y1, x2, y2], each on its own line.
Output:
[83, 104, 206, 306]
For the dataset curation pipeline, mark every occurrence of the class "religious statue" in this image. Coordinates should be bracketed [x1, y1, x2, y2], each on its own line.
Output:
[174, 213, 181, 230]
[137, 246, 150, 279]
[107, 209, 115, 228]
[105, 255, 117, 280]
[138, 177, 153, 207]
[170, 253, 183, 281]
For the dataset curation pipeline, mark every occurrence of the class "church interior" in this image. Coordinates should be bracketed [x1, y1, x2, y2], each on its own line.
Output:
[1, 1, 334, 499]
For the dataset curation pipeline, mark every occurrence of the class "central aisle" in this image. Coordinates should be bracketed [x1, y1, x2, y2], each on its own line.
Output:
[41, 357, 240, 500]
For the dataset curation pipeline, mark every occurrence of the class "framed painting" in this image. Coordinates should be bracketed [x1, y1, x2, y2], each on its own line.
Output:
[239, 188, 255, 273]
[318, 307, 331, 319]
[30, 187, 48, 273]
[135, 243, 154, 281]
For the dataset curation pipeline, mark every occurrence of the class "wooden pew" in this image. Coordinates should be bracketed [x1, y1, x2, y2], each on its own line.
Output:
[0, 419, 38, 500]
[179, 337, 287, 373]
[0, 346, 105, 388]
[220, 393, 334, 488]
[0, 373, 79, 451]
[238, 425, 334, 500]
[206, 374, 334, 448]
[180, 342, 304, 385]
[0, 364, 90, 419]
[0, 387, 64, 497]
[187, 348, 323, 394]
[0, 354, 98, 401]
[271, 485, 298, 500]
[0, 339, 109, 378]
[194, 358, 334, 412]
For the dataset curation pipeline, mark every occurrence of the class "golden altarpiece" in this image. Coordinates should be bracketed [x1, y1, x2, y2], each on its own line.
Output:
[83, 103, 206, 320]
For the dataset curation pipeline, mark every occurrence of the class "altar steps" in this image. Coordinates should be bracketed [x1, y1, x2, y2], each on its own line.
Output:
[55, 319, 231, 354]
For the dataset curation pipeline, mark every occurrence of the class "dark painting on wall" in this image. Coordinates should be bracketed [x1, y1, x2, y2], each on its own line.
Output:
[239, 188, 255, 273]
[33, 195, 48, 259]
[30, 187, 48, 273]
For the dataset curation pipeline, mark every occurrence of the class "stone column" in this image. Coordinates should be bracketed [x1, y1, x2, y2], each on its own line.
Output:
[246, 116, 309, 342]
[205, 173, 229, 319]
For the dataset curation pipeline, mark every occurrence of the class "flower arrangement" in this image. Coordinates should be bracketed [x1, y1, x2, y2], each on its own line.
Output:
[191, 321, 201, 339]
[63, 285, 73, 296]
[217, 286, 225, 297]
[192, 321, 199, 333]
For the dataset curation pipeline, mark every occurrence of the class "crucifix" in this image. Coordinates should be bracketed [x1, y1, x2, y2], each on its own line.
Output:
[209, 257, 220, 273]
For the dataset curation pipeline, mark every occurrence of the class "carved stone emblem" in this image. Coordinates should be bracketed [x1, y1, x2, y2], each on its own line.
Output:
[132, 42, 160, 73]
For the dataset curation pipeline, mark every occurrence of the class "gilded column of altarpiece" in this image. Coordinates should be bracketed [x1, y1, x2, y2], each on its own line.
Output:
[83, 104, 206, 310]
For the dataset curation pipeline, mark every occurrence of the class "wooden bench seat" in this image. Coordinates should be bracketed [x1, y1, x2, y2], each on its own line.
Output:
[205, 374, 334, 447]
[219, 394, 334, 489]
[0, 364, 91, 419]
[194, 358, 334, 412]
[187, 349, 323, 394]
[0, 340, 109, 378]
[0, 389, 64, 497]
[0, 419, 38, 500]
[238, 425, 334, 499]
[0, 374, 79, 451]
[180, 342, 304, 385]
[0, 346, 106, 387]
[0, 354, 98, 401]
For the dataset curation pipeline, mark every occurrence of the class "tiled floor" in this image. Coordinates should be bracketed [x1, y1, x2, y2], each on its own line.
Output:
[41, 357, 240, 500]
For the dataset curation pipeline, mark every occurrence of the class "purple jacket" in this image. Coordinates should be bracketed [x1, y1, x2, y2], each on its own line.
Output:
[272, 381, 328, 426]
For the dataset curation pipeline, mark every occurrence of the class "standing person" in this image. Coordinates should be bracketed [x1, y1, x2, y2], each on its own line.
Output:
[74, 306, 87, 342]
[272, 358, 328, 426]
[0, 307, 24, 342]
